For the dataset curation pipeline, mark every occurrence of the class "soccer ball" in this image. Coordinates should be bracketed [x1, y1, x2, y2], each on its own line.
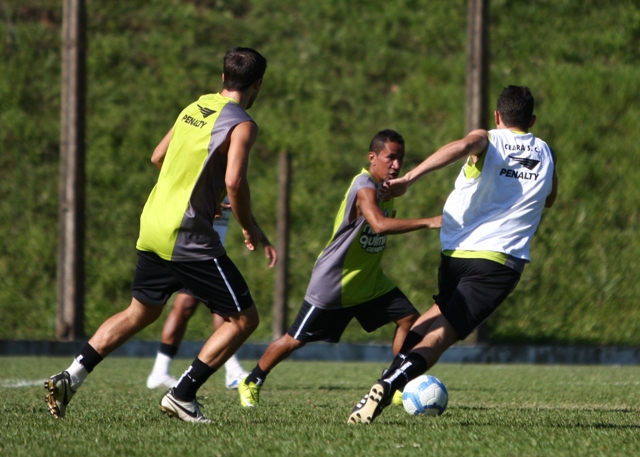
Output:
[401, 374, 448, 416]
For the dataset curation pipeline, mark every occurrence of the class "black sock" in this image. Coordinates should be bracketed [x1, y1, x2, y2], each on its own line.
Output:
[159, 343, 179, 358]
[173, 358, 216, 401]
[398, 331, 423, 355]
[383, 354, 406, 379]
[382, 352, 429, 392]
[245, 364, 268, 386]
[382, 331, 424, 378]
[75, 343, 104, 373]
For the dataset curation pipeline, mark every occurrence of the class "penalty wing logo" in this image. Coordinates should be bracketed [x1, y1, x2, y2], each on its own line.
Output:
[509, 155, 540, 170]
[197, 104, 216, 118]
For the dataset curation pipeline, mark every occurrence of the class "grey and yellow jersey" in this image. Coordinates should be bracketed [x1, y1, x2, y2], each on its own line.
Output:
[136, 94, 254, 261]
[304, 169, 396, 309]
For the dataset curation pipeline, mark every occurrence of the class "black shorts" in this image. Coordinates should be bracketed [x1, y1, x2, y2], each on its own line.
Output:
[434, 254, 521, 340]
[131, 250, 254, 316]
[287, 288, 418, 343]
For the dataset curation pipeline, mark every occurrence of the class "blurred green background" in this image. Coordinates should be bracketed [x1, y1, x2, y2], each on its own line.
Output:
[1, 0, 638, 345]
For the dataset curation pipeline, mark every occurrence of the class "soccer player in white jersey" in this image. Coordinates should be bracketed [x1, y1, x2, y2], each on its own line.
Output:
[349, 85, 558, 424]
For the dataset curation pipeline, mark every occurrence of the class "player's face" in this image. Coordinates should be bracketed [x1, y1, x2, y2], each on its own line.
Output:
[369, 141, 404, 183]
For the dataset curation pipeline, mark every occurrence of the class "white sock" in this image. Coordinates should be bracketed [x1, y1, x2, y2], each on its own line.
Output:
[67, 359, 89, 390]
[150, 352, 173, 377]
[224, 354, 245, 375]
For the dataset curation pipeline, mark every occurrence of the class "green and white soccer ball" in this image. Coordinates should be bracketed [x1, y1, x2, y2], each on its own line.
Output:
[401, 374, 448, 416]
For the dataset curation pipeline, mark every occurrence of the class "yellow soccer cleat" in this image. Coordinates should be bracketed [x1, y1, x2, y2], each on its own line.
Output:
[392, 389, 403, 406]
[238, 377, 261, 407]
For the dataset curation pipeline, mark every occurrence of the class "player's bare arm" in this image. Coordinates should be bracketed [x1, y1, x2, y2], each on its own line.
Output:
[226, 120, 262, 250]
[150, 128, 173, 170]
[385, 129, 489, 196]
[356, 187, 442, 235]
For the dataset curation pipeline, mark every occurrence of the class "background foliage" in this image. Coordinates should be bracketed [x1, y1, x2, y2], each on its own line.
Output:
[1, 0, 638, 344]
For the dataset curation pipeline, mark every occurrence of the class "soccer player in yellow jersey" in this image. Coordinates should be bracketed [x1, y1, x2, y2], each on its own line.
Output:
[45, 47, 274, 423]
[238, 130, 441, 408]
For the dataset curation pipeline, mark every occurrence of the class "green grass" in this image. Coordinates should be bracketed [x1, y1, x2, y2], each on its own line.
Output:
[2, 357, 640, 456]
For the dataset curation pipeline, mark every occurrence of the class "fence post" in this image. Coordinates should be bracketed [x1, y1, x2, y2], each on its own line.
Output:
[465, 0, 490, 134]
[57, 0, 86, 341]
[272, 152, 291, 339]
[466, 0, 490, 344]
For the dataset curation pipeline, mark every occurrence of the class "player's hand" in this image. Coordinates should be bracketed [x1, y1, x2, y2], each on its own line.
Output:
[376, 182, 392, 201]
[243, 224, 262, 251]
[383, 176, 410, 197]
[425, 215, 443, 229]
[262, 244, 278, 268]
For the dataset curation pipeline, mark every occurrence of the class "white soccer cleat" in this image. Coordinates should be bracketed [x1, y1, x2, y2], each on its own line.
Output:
[146, 373, 178, 390]
[347, 381, 391, 424]
[225, 370, 249, 389]
[44, 371, 76, 418]
[159, 389, 212, 423]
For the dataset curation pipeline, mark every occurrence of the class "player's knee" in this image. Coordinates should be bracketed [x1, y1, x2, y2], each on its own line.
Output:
[239, 305, 260, 333]
[131, 299, 164, 326]
[397, 311, 420, 330]
[174, 295, 199, 317]
[180, 305, 198, 318]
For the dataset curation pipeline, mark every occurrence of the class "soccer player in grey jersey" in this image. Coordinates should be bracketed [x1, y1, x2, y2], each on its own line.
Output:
[238, 129, 442, 408]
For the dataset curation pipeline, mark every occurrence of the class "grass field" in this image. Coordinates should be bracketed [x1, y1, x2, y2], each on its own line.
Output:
[2, 357, 639, 456]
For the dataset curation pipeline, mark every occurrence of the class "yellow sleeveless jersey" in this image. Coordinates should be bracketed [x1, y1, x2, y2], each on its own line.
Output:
[304, 169, 396, 308]
[136, 94, 254, 261]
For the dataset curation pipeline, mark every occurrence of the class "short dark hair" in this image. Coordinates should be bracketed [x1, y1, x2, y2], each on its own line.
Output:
[369, 129, 405, 154]
[223, 47, 267, 91]
[497, 85, 535, 130]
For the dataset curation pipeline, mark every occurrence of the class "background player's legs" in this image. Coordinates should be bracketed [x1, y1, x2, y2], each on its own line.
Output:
[148, 294, 249, 389]
[147, 293, 199, 389]
[162, 293, 199, 345]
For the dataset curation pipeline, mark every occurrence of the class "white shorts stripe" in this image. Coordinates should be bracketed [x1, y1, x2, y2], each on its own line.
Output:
[293, 305, 316, 339]
[214, 257, 241, 312]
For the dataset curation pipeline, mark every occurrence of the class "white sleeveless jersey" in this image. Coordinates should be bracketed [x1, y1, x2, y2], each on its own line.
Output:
[440, 128, 555, 261]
